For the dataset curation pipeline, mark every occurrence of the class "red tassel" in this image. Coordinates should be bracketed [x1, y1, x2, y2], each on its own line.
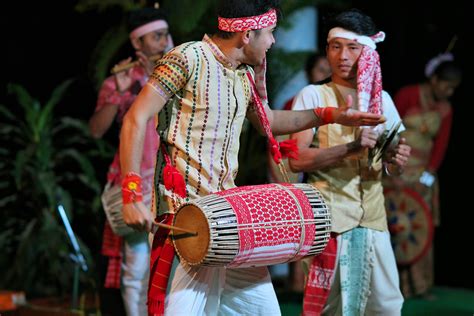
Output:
[269, 138, 282, 164]
[279, 139, 299, 160]
[163, 164, 187, 198]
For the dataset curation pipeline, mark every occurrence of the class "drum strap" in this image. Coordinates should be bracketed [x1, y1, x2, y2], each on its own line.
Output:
[148, 213, 176, 315]
[246, 71, 298, 182]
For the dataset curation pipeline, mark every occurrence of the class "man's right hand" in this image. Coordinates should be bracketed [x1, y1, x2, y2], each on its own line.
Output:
[123, 201, 154, 232]
[114, 57, 134, 92]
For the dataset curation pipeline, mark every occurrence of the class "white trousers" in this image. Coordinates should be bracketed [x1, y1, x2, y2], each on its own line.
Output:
[165, 260, 281, 316]
[323, 230, 404, 316]
[122, 231, 150, 316]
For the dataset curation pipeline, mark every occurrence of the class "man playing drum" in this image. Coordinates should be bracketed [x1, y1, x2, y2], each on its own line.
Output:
[119, 1, 385, 315]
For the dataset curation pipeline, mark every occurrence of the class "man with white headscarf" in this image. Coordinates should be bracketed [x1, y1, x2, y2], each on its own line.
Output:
[290, 9, 410, 315]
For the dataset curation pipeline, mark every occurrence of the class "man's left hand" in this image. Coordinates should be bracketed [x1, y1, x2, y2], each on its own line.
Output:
[333, 95, 387, 126]
[389, 137, 411, 168]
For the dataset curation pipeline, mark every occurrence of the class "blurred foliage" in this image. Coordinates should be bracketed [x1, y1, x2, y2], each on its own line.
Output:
[0, 81, 113, 297]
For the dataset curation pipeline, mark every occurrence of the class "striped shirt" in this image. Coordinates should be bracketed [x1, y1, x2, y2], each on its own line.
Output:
[148, 34, 255, 213]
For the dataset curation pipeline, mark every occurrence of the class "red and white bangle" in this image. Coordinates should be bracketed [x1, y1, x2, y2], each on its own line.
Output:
[314, 107, 336, 125]
[122, 172, 143, 204]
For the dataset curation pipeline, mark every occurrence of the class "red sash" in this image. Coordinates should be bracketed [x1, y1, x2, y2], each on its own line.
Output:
[302, 235, 338, 315]
[147, 214, 176, 315]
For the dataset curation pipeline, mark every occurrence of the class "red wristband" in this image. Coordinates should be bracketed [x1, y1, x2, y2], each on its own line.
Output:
[314, 107, 336, 125]
[122, 172, 143, 204]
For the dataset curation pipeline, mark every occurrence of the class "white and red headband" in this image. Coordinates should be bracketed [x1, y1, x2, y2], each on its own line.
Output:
[218, 8, 277, 32]
[327, 27, 385, 49]
[327, 27, 386, 115]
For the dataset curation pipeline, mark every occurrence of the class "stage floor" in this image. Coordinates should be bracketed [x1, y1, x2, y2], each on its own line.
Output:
[278, 287, 474, 316]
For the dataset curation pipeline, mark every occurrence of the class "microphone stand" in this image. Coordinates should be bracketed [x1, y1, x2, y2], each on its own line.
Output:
[57, 203, 88, 310]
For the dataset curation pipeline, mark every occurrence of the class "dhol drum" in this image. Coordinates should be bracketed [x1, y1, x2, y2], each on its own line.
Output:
[172, 183, 331, 268]
[101, 182, 134, 236]
[101, 181, 152, 236]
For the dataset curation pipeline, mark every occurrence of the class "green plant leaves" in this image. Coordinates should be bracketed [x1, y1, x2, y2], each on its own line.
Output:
[1, 80, 113, 297]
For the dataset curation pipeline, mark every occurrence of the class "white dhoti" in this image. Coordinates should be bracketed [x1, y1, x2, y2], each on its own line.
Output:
[165, 260, 281, 316]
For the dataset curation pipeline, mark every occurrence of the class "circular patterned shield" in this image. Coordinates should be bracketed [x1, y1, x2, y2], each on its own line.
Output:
[384, 187, 434, 266]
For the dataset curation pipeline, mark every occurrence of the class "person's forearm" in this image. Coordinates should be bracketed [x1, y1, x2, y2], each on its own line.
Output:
[120, 111, 147, 176]
[89, 105, 118, 138]
[119, 84, 167, 176]
[270, 110, 321, 136]
[289, 142, 359, 172]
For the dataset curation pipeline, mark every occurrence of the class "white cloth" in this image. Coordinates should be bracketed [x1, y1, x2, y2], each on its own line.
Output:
[165, 261, 281, 316]
[122, 232, 150, 316]
[322, 230, 403, 316]
[327, 27, 385, 50]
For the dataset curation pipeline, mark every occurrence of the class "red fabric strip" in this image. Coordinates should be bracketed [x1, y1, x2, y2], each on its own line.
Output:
[302, 235, 338, 315]
[148, 214, 176, 316]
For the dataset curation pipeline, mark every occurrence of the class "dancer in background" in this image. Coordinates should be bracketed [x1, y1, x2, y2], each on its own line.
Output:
[388, 53, 462, 298]
[89, 7, 173, 315]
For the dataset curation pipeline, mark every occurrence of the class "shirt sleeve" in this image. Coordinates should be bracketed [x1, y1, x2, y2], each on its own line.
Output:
[292, 85, 321, 134]
[394, 85, 419, 119]
[148, 47, 193, 99]
[292, 85, 321, 111]
[95, 76, 133, 112]
[428, 107, 452, 171]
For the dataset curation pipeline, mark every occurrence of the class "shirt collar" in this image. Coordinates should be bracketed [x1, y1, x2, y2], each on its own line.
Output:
[203, 34, 247, 71]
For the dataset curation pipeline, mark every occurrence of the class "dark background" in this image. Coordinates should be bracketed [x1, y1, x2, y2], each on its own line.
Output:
[2, 0, 473, 290]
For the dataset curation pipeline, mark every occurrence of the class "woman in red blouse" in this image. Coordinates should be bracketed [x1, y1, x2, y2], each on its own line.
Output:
[390, 59, 462, 298]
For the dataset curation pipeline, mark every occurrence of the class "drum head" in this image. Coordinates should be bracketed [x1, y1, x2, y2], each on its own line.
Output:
[172, 204, 210, 265]
[384, 187, 434, 266]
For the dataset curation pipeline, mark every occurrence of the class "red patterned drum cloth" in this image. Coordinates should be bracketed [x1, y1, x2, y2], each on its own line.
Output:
[172, 183, 331, 268]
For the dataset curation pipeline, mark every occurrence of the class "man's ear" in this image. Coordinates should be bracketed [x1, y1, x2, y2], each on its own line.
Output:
[131, 37, 142, 50]
[242, 30, 251, 45]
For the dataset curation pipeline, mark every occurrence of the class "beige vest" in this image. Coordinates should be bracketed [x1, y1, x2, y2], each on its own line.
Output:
[308, 83, 387, 233]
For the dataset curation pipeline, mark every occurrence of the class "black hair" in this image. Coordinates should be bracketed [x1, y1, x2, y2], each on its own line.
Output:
[215, 0, 281, 39]
[326, 8, 378, 37]
[128, 7, 168, 34]
[305, 52, 327, 81]
[432, 61, 462, 82]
